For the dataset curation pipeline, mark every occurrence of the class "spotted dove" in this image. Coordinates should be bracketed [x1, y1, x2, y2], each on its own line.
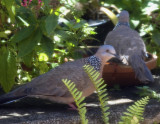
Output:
[104, 10, 154, 83]
[0, 45, 117, 105]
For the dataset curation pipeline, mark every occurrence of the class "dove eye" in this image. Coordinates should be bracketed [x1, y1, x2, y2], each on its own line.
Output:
[106, 49, 109, 52]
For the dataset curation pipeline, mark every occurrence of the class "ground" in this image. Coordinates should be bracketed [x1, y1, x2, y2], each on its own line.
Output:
[0, 68, 160, 124]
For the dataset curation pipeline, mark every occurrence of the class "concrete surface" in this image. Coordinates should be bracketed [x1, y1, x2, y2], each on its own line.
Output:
[0, 68, 160, 124]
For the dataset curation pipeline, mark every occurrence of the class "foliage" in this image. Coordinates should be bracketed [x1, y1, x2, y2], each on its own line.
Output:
[83, 65, 110, 124]
[119, 96, 150, 124]
[0, 0, 95, 92]
[137, 86, 160, 102]
[62, 79, 88, 124]
[0, 47, 17, 92]
[101, 0, 160, 66]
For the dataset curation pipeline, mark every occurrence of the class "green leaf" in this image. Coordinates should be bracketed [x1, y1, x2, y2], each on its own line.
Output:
[43, 0, 51, 13]
[22, 52, 33, 67]
[18, 27, 42, 57]
[39, 62, 49, 74]
[39, 53, 49, 62]
[44, 0, 50, 5]
[0, 32, 8, 38]
[17, 16, 30, 26]
[11, 26, 35, 43]
[16, 7, 36, 25]
[39, 16, 47, 34]
[2, 0, 14, 7]
[73, 20, 86, 29]
[0, 47, 17, 92]
[152, 31, 160, 46]
[41, 35, 54, 57]
[45, 14, 58, 35]
[2, 0, 15, 22]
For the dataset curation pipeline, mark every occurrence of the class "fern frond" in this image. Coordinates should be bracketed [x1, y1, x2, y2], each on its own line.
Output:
[62, 79, 88, 124]
[119, 96, 150, 124]
[83, 65, 110, 124]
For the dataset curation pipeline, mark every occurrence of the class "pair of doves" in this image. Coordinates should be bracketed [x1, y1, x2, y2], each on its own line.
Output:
[0, 11, 153, 108]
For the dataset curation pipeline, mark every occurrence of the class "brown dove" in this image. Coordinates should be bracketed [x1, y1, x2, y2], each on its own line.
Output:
[0, 45, 118, 107]
[104, 10, 154, 83]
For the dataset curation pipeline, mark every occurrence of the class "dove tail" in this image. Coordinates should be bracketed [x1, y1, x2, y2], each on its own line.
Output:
[129, 54, 154, 83]
[0, 85, 28, 105]
[0, 92, 26, 105]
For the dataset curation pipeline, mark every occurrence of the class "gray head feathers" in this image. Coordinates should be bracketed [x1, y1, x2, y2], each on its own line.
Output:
[119, 10, 129, 23]
[114, 10, 130, 29]
[96, 45, 116, 55]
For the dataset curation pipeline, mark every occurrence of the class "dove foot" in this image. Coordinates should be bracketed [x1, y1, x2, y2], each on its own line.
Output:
[68, 103, 77, 110]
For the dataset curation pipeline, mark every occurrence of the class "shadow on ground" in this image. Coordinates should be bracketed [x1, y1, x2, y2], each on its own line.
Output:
[0, 68, 160, 124]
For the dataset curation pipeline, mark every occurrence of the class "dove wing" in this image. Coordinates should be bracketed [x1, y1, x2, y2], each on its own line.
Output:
[14, 59, 89, 97]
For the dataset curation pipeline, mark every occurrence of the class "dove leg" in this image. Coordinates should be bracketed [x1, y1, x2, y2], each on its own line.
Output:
[68, 103, 77, 110]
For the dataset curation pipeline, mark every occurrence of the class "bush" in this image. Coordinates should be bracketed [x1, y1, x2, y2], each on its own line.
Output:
[0, 0, 95, 92]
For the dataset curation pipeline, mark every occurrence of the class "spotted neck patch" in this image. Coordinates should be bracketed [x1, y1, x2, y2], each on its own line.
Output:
[114, 22, 130, 30]
[85, 56, 101, 71]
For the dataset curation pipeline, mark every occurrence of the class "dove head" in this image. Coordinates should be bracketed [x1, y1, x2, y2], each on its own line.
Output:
[118, 10, 129, 23]
[95, 45, 118, 62]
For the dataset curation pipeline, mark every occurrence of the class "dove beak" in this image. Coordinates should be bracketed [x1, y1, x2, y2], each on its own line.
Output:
[110, 53, 120, 60]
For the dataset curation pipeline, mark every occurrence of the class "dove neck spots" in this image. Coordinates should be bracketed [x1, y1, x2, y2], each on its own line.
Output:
[85, 56, 101, 71]
[114, 22, 130, 30]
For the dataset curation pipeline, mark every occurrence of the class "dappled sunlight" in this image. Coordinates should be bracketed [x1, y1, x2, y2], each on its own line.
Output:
[0, 109, 48, 123]
[85, 98, 134, 108]
[0, 113, 30, 119]
[108, 98, 133, 105]
[85, 103, 99, 107]
[0, 111, 46, 119]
